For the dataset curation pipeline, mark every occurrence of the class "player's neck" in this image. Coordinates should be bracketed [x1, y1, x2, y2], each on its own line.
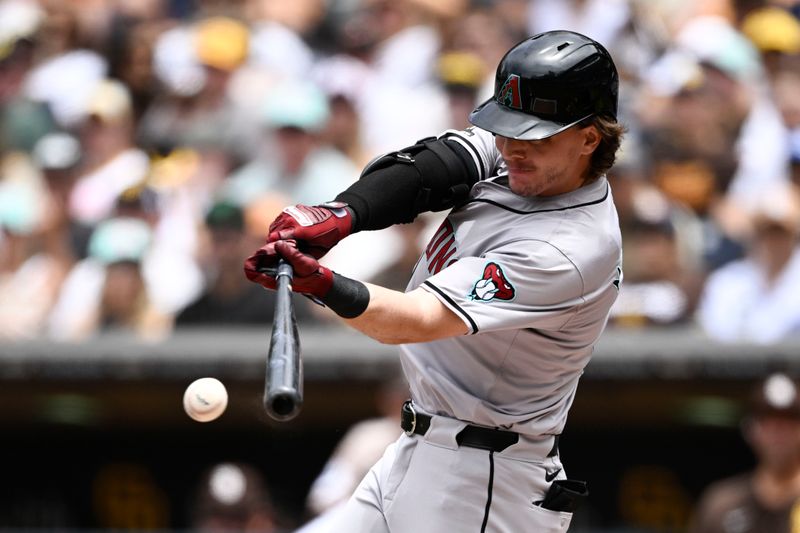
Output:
[752, 462, 800, 509]
[537, 170, 595, 198]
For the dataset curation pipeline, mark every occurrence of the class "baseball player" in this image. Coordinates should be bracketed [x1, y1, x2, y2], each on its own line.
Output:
[245, 30, 624, 533]
[688, 373, 800, 533]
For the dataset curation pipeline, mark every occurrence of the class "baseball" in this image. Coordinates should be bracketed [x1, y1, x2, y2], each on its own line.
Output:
[183, 377, 228, 422]
[473, 279, 498, 300]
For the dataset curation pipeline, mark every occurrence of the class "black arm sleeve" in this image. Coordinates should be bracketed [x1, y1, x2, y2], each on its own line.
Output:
[334, 136, 479, 231]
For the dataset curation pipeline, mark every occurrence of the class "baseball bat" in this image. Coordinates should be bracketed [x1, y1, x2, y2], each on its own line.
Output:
[263, 259, 303, 421]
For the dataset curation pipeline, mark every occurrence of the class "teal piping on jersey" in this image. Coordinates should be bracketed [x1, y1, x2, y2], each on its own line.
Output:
[423, 280, 480, 334]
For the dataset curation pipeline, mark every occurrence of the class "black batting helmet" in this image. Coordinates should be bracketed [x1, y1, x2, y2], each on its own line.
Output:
[469, 30, 618, 140]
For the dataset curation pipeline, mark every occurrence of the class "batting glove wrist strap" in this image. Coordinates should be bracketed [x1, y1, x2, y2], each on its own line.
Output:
[321, 273, 370, 319]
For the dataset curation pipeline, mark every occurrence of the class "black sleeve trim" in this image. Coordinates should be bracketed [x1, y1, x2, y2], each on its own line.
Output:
[423, 280, 479, 334]
[443, 133, 485, 182]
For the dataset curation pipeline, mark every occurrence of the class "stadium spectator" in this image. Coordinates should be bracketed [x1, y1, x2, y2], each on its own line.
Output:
[0, 150, 67, 339]
[3, 0, 799, 345]
[139, 15, 259, 158]
[688, 373, 800, 533]
[48, 179, 200, 341]
[22, 1, 108, 131]
[32, 131, 83, 265]
[47, 215, 170, 341]
[436, 51, 487, 131]
[220, 79, 357, 208]
[769, 58, 800, 190]
[697, 184, 800, 344]
[0, 1, 53, 153]
[609, 208, 697, 327]
[176, 200, 320, 326]
[740, 5, 800, 79]
[68, 79, 149, 228]
[642, 14, 791, 214]
[526, 0, 631, 52]
[189, 461, 284, 533]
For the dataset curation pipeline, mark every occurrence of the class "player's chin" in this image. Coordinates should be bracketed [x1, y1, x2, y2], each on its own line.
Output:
[507, 174, 541, 197]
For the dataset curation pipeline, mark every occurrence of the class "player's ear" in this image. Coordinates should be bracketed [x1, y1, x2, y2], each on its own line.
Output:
[580, 125, 601, 156]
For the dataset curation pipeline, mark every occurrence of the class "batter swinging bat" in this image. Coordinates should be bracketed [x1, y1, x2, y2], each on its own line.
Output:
[263, 259, 303, 421]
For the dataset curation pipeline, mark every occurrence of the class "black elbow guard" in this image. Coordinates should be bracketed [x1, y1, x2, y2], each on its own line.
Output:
[335, 136, 479, 231]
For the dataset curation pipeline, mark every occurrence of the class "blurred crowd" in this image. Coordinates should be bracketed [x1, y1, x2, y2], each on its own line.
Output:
[1, 0, 800, 344]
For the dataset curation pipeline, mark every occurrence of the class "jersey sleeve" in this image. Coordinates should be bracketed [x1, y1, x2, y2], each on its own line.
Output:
[420, 241, 584, 334]
[441, 127, 503, 182]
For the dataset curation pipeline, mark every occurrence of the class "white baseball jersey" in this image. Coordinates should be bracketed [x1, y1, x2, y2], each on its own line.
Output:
[400, 126, 623, 437]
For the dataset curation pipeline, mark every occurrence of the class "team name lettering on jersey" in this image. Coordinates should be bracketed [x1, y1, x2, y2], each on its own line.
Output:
[425, 219, 458, 274]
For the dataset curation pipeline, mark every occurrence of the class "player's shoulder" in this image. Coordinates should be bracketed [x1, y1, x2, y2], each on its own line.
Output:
[696, 473, 754, 515]
[439, 126, 492, 160]
[440, 126, 493, 143]
[441, 127, 500, 181]
[484, 235, 588, 277]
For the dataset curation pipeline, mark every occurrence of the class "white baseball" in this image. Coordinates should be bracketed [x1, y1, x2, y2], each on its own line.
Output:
[183, 377, 228, 422]
[474, 279, 498, 300]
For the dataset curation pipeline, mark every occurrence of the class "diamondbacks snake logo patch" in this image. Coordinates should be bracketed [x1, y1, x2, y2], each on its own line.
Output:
[469, 262, 516, 302]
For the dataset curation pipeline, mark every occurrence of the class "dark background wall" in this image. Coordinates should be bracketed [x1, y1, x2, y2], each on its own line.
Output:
[1, 326, 797, 532]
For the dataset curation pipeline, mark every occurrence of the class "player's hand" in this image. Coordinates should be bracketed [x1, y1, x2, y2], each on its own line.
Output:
[267, 203, 353, 259]
[244, 240, 333, 298]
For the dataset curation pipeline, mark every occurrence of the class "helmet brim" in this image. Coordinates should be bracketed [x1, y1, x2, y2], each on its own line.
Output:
[468, 98, 589, 140]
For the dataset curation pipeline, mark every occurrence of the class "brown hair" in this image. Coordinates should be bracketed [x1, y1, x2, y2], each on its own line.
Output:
[579, 116, 626, 182]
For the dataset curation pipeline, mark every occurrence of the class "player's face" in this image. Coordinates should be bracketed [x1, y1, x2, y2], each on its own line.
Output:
[494, 124, 600, 197]
[748, 414, 800, 469]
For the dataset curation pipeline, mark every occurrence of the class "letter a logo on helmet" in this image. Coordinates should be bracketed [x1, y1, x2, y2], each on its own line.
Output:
[497, 74, 522, 110]
[469, 262, 516, 302]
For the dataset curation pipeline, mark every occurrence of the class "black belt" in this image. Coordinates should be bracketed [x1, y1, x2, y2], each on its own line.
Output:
[400, 400, 559, 456]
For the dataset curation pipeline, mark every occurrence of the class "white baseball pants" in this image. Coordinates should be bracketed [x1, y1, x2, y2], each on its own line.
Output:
[296, 415, 572, 533]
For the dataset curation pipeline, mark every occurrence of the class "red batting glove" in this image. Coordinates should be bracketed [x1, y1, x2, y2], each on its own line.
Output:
[267, 203, 353, 259]
[244, 240, 334, 298]
[243, 240, 281, 286]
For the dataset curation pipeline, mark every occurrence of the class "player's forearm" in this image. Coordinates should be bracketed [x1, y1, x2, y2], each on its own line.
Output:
[340, 284, 468, 344]
[246, 241, 468, 342]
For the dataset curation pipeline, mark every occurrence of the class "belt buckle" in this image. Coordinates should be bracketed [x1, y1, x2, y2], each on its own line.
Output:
[404, 402, 417, 436]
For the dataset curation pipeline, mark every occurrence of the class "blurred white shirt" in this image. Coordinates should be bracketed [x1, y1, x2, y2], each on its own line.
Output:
[697, 248, 800, 344]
